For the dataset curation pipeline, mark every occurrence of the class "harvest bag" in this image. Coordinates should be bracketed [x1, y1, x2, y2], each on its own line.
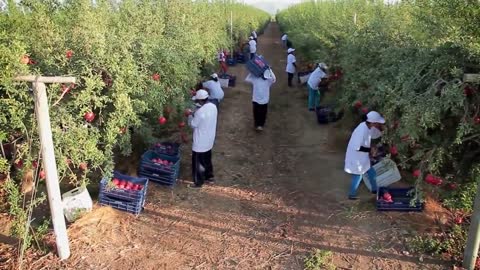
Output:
[246, 55, 270, 77]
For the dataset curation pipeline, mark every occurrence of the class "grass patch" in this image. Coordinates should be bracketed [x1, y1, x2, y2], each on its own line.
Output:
[304, 249, 335, 270]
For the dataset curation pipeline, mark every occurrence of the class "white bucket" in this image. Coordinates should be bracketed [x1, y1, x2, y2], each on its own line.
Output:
[62, 186, 93, 222]
[219, 78, 229, 88]
[363, 158, 402, 192]
[299, 73, 311, 85]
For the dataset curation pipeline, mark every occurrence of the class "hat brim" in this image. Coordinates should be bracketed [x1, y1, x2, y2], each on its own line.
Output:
[192, 96, 208, 101]
[369, 117, 386, 124]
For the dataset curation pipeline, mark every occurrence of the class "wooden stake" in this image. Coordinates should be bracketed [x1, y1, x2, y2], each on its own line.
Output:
[463, 181, 480, 269]
[15, 75, 75, 260]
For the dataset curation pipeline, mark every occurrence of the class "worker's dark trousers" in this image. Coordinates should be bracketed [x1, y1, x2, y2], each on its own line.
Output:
[192, 150, 213, 187]
[287, 72, 294, 87]
[253, 102, 268, 127]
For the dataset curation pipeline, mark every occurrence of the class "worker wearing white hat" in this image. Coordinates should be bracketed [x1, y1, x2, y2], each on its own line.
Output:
[281, 33, 288, 48]
[344, 111, 385, 199]
[307, 63, 329, 111]
[285, 48, 296, 87]
[248, 36, 257, 60]
[251, 30, 258, 42]
[188, 89, 218, 188]
[202, 73, 224, 109]
[245, 68, 277, 131]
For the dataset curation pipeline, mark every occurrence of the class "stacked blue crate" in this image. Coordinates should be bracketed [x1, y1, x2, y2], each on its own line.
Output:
[138, 150, 180, 186]
[152, 142, 181, 158]
[376, 187, 424, 212]
[98, 171, 149, 215]
[227, 57, 237, 66]
[246, 55, 270, 77]
[236, 53, 245, 63]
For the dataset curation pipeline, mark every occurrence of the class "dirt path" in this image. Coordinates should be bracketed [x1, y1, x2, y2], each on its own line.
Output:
[37, 23, 449, 270]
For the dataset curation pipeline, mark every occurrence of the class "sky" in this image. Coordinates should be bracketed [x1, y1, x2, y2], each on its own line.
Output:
[243, 0, 400, 14]
[243, 0, 302, 14]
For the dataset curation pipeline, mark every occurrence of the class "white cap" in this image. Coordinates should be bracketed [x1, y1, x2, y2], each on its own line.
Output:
[263, 68, 274, 79]
[287, 48, 295, 53]
[192, 89, 209, 101]
[318, 62, 328, 70]
[366, 111, 385, 124]
[249, 36, 253, 40]
[211, 73, 218, 79]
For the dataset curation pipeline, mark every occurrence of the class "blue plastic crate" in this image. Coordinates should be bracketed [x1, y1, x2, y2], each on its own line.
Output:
[139, 161, 179, 176]
[246, 55, 270, 77]
[227, 57, 236, 66]
[98, 194, 144, 215]
[152, 142, 181, 158]
[315, 106, 339, 125]
[236, 54, 245, 63]
[138, 167, 179, 186]
[139, 151, 180, 186]
[141, 151, 180, 169]
[99, 171, 148, 202]
[138, 169, 178, 186]
[376, 187, 424, 212]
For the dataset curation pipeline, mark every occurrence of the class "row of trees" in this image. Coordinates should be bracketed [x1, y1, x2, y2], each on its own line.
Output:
[0, 0, 269, 247]
[277, 0, 480, 264]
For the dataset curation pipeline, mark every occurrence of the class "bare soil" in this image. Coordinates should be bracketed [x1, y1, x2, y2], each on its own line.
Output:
[1, 23, 450, 270]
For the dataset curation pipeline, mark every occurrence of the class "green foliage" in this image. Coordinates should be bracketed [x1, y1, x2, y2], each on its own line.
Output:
[278, 1, 480, 265]
[1, 0, 268, 185]
[443, 181, 477, 213]
[407, 225, 467, 262]
[304, 249, 335, 270]
[0, 0, 269, 251]
[277, 0, 480, 196]
[3, 179, 46, 251]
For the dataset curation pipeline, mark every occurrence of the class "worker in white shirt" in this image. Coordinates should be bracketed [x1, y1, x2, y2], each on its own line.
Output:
[251, 30, 258, 42]
[202, 73, 224, 109]
[248, 36, 257, 60]
[307, 63, 328, 111]
[245, 68, 276, 131]
[281, 34, 288, 48]
[217, 50, 227, 74]
[188, 90, 218, 188]
[285, 48, 296, 87]
[344, 111, 385, 199]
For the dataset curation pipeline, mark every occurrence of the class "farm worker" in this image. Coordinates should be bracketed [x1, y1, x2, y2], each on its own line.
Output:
[251, 30, 258, 42]
[307, 63, 328, 111]
[217, 50, 228, 74]
[202, 73, 224, 109]
[281, 34, 288, 48]
[285, 48, 296, 87]
[245, 68, 276, 131]
[344, 111, 385, 200]
[248, 36, 257, 60]
[188, 90, 218, 188]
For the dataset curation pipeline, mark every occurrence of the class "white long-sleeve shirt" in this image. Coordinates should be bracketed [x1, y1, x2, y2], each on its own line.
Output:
[202, 80, 224, 101]
[188, 103, 218, 152]
[286, 54, 296, 73]
[344, 123, 382, 175]
[249, 40, 257, 53]
[245, 70, 276, 105]
[307, 67, 327, 90]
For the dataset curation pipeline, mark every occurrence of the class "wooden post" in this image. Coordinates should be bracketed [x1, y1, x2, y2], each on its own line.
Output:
[15, 75, 76, 260]
[463, 181, 480, 269]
